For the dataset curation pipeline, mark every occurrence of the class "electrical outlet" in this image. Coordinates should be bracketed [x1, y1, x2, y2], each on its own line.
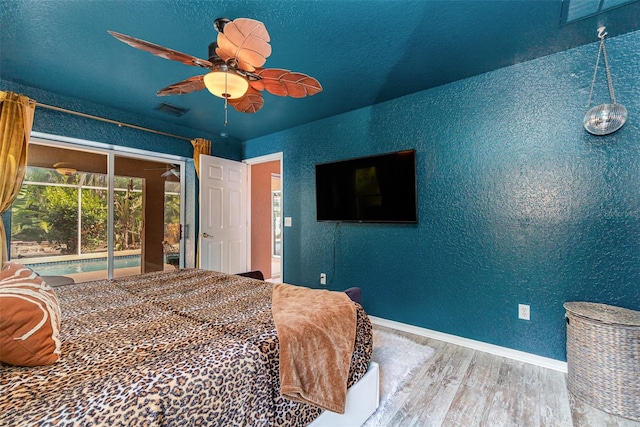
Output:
[518, 304, 530, 321]
[320, 273, 327, 285]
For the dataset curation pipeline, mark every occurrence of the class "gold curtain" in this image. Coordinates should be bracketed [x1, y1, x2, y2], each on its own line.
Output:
[191, 138, 211, 178]
[0, 91, 36, 265]
[191, 138, 211, 268]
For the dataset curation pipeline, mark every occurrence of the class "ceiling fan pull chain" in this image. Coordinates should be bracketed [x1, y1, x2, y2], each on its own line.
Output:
[224, 69, 229, 126]
[224, 98, 229, 127]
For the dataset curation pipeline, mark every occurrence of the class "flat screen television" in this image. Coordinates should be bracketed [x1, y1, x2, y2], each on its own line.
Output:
[315, 149, 417, 223]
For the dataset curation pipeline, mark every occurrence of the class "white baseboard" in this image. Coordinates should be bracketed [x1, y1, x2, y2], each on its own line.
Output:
[369, 316, 567, 373]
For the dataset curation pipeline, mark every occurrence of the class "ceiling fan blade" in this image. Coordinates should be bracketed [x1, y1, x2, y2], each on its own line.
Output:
[108, 30, 213, 69]
[144, 163, 180, 171]
[251, 68, 323, 98]
[157, 75, 206, 96]
[215, 18, 271, 72]
[229, 87, 264, 113]
[161, 169, 180, 178]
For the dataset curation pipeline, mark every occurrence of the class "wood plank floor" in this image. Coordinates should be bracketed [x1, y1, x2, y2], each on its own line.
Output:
[373, 324, 640, 427]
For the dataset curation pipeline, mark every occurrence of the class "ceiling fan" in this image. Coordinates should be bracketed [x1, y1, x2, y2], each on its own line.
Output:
[108, 17, 323, 119]
[161, 167, 180, 179]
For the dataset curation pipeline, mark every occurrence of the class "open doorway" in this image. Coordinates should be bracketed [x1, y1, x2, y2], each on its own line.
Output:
[247, 154, 282, 282]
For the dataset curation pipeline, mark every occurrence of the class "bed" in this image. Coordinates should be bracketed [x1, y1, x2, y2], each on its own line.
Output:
[0, 266, 374, 426]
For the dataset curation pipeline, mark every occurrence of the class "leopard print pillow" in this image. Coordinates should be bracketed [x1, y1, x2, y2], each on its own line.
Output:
[0, 262, 61, 366]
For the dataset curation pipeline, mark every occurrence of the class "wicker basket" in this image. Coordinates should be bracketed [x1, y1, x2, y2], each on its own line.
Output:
[564, 302, 640, 421]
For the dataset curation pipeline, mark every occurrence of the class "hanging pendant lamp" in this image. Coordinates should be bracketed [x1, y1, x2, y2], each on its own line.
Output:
[583, 27, 627, 136]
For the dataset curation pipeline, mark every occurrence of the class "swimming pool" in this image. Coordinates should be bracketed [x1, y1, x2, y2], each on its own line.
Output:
[25, 255, 141, 276]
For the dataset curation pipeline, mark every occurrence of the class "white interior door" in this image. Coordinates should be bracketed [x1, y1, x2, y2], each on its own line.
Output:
[199, 154, 248, 274]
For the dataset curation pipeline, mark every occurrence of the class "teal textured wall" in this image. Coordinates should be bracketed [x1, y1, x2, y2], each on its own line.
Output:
[244, 30, 640, 361]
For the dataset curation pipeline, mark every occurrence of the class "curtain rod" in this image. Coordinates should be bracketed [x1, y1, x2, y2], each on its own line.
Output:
[35, 102, 193, 142]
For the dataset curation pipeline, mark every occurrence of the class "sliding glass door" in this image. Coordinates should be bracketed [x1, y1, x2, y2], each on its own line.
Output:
[10, 141, 184, 282]
[113, 155, 183, 276]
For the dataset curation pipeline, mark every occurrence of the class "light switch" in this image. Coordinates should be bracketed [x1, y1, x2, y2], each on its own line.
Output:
[284, 217, 292, 227]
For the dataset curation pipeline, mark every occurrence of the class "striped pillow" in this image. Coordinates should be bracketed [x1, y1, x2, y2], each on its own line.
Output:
[0, 262, 61, 366]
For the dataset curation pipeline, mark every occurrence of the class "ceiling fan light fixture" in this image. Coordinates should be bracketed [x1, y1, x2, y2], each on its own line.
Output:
[203, 70, 248, 99]
[109, 17, 322, 121]
[53, 162, 77, 176]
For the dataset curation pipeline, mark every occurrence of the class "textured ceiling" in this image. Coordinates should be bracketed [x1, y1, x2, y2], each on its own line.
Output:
[1, 0, 639, 142]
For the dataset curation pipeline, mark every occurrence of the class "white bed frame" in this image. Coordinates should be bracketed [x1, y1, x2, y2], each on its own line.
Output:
[308, 362, 379, 427]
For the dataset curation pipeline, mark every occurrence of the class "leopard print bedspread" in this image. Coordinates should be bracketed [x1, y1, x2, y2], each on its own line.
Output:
[0, 269, 373, 426]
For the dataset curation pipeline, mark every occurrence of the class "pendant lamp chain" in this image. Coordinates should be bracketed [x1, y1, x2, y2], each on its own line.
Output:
[601, 32, 617, 105]
[586, 28, 617, 108]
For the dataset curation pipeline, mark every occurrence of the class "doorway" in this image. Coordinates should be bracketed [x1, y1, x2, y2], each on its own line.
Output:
[246, 154, 283, 282]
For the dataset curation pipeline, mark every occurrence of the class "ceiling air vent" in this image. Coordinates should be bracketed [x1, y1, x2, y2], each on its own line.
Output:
[154, 103, 189, 117]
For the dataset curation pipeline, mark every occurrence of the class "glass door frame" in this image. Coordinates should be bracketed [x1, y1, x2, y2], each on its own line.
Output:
[29, 134, 186, 278]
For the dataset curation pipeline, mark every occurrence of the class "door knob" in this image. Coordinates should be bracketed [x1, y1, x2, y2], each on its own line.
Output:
[202, 232, 212, 238]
